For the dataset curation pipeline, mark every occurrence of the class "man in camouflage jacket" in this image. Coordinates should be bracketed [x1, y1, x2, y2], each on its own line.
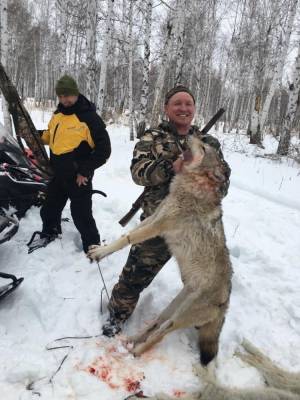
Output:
[103, 86, 231, 337]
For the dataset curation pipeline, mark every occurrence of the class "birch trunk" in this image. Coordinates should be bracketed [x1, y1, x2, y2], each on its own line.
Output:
[86, 0, 97, 102]
[260, 0, 298, 131]
[56, 0, 67, 74]
[150, 19, 175, 127]
[277, 44, 300, 155]
[0, 0, 13, 136]
[97, 0, 114, 115]
[174, 0, 186, 85]
[33, 33, 39, 103]
[138, 0, 152, 137]
[128, 1, 134, 141]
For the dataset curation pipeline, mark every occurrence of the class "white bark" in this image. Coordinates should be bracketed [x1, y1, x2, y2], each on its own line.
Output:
[97, 0, 114, 115]
[128, 1, 134, 141]
[277, 42, 300, 155]
[86, 0, 97, 102]
[260, 0, 298, 131]
[174, 0, 186, 85]
[139, 0, 152, 130]
[150, 17, 175, 126]
[56, 0, 67, 75]
[0, 0, 13, 136]
[248, 0, 287, 145]
[33, 34, 39, 102]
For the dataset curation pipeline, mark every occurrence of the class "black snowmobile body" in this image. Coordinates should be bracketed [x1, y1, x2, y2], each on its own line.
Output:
[0, 133, 48, 244]
[0, 162, 47, 217]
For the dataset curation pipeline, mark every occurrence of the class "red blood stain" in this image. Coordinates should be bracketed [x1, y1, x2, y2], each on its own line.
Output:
[173, 390, 186, 398]
[85, 345, 144, 393]
[107, 345, 117, 353]
[99, 365, 111, 380]
[124, 378, 141, 392]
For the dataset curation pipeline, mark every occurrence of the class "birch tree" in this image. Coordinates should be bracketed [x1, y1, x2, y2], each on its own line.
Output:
[174, 0, 186, 86]
[0, 0, 13, 136]
[97, 0, 114, 114]
[138, 0, 152, 136]
[150, 18, 175, 126]
[86, 0, 97, 102]
[259, 0, 298, 132]
[127, 0, 134, 140]
[56, 0, 68, 75]
[277, 44, 300, 155]
[247, 0, 275, 146]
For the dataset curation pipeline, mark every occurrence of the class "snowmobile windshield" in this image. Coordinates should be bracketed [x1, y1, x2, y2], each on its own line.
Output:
[0, 131, 31, 167]
[0, 122, 7, 139]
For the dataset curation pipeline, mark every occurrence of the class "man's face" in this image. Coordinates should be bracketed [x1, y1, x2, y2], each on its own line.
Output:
[58, 95, 78, 107]
[164, 92, 195, 131]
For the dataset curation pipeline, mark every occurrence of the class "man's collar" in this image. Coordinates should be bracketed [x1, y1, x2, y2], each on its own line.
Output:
[159, 120, 199, 136]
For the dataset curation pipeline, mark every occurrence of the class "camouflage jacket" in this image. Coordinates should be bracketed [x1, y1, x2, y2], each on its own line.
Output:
[130, 121, 231, 218]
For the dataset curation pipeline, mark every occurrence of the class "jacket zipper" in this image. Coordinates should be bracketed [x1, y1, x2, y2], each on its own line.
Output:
[52, 123, 59, 145]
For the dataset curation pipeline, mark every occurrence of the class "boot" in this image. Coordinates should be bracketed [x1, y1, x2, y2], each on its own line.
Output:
[102, 314, 124, 337]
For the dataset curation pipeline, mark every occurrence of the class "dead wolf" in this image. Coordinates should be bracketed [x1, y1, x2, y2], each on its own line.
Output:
[88, 136, 232, 365]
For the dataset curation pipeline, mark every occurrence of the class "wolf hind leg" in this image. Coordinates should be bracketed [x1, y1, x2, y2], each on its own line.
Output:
[197, 310, 226, 366]
[129, 288, 220, 356]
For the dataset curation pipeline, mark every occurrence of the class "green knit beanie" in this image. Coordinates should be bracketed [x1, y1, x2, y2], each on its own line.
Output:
[55, 75, 79, 96]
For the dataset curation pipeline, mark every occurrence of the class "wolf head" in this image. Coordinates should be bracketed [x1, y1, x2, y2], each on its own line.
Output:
[183, 136, 226, 184]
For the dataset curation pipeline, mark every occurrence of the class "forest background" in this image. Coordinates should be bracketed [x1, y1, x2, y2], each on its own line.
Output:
[0, 0, 300, 158]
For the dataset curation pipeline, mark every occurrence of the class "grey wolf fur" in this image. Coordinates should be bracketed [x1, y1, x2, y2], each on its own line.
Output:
[88, 136, 232, 364]
[126, 341, 300, 400]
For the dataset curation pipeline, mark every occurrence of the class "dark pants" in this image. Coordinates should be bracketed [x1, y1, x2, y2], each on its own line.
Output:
[108, 236, 171, 321]
[40, 176, 100, 252]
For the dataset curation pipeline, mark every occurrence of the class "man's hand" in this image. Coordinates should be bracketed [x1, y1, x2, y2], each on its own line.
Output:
[173, 150, 193, 173]
[76, 174, 89, 186]
[173, 156, 184, 173]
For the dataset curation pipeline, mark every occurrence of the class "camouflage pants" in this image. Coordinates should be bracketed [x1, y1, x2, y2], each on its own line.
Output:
[108, 236, 171, 322]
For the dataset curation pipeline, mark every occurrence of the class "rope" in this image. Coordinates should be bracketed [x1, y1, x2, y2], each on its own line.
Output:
[97, 261, 110, 314]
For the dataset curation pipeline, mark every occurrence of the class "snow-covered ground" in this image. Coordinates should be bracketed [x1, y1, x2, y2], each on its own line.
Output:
[0, 112, 300, 400]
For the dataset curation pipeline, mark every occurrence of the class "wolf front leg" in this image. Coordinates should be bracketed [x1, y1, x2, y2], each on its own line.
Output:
[87, 217, 170, 261]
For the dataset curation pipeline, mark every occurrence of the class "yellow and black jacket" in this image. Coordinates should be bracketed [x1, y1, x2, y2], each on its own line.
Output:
[42, 94, 111, 178]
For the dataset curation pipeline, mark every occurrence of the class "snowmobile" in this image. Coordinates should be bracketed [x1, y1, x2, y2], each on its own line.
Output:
[0, 133, 48, 245]
[0, 134, 48, 301]
[0, 62, 52, 302]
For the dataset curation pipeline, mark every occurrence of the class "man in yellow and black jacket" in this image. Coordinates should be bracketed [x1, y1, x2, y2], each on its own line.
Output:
[39, 75, 111, 253]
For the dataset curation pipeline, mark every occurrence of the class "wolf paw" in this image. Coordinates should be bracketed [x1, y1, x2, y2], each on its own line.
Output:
[87, 244, 110, 261]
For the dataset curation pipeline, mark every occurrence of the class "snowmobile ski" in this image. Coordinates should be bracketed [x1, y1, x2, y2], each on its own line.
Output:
[0, 272, 24, 302]
[0, 213, 19, 244]
[0, 62, 52, 177]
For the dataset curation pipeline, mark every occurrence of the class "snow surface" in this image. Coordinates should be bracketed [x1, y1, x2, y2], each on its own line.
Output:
[0, 112, 300, 400]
